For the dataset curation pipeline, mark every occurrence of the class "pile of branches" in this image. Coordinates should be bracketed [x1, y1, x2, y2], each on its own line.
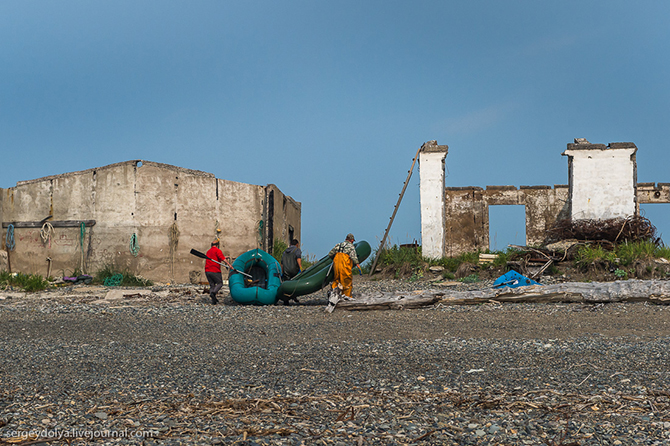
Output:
[544, 215, 661, 246]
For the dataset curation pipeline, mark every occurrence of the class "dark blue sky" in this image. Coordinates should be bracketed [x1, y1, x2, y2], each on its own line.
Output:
[2, 1, 669, 257]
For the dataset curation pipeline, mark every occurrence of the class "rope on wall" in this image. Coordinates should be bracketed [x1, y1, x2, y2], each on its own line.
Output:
[129, 232, 140, 257]
[104, 273, 123, 287]
[257, 220, 264, 248]
[168, 222, 180, 282]
[5, 224, 15, 251]
[79, 222, 86, 273]
[40, 222, 55, 248]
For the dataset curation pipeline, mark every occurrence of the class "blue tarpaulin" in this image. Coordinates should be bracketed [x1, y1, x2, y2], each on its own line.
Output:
[492, 270, 539, 289]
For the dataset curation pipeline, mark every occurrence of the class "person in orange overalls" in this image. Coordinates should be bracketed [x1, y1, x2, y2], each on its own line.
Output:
[328, 233, 361, 299]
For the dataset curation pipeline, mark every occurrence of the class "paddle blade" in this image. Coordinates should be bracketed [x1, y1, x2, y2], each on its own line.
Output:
[190, 249, 209, 260]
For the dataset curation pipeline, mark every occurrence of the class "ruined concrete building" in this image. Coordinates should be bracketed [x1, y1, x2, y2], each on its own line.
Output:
[0, 160, 300, 283]
[419, 139, 670, 258]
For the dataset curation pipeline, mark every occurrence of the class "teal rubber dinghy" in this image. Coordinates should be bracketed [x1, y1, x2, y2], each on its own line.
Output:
[277, 241, 371, 303]
[229, 248, 282, 305]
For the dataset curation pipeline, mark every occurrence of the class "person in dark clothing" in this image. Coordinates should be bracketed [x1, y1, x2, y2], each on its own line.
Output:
[205, 238, 234, 305]
[281, 239, 303, 280]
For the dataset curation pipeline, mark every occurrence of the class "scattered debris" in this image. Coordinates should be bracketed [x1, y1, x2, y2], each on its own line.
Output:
[545, 215, 660, 246]
[493, 270, 539, 289]
[478, 253, 498, 264]
[63, 275, 93, 285]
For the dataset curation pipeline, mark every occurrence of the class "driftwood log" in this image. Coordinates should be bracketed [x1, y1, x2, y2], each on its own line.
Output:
[335, 280, 670, 311]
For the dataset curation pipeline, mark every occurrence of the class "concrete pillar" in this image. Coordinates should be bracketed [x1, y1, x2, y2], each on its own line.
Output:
[419, 141, 448, 259]
[563, 140, 637, 220]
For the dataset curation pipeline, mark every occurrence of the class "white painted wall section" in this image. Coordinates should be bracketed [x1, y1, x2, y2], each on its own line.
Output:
[419, 141, 448, 259]
[563, 143, 637, 220]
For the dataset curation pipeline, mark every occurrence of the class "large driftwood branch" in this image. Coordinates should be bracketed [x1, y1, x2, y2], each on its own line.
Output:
[336, 290, 444, 311]
[335, 280, 670, 311]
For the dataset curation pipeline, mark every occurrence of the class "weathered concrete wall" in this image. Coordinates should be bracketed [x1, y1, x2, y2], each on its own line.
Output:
[264, 184, 301, 251]
[418, 141, 449, 259]
[0, 190, 5, 271]
[443, 185, 569, 256]
[521, 185, 570, 245]
[443, 187, 487, 257]
[421, 139, 667, 258]
[637, 183, 670, 204]
[563, 142, 637, 220]
[0, 160, 300, 283]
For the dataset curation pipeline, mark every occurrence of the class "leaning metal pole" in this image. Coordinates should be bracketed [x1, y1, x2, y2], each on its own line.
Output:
[368, 145, 422, 276]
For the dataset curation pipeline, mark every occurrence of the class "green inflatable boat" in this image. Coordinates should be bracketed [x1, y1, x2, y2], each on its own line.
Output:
[277, 241, 371, 303]
[228, 248, 282, 305]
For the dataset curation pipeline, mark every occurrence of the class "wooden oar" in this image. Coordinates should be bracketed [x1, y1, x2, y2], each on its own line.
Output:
[189, 249, 253, 278]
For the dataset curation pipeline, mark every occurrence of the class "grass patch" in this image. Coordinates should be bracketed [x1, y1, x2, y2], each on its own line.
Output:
[93, 265, 153, 287]
[375, 244, 425, 269]
[439, 251, 480, 272]
[616, 240, 656, 266]
[574, 240, 670, 270]
[489, 247, 522, 268]
[574, 245, 617, 270]
[372, 245, 515, 279]
[0, 271, 50, 292]
[301, 253, 316, 272]
[458, 273, 480, 283]
[272, 240, 288, 263]
[441, 271, 455, 280]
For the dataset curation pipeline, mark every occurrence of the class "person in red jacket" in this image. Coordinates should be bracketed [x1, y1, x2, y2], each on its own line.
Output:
[205, 238, 234, 305]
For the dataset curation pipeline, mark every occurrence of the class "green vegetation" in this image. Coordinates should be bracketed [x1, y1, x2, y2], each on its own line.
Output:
[93, 265, 153, 287]
[574, 244, 617, 269]
[488, 247, 521, 268]
[0, 271, 50, 292]
[574, 240, 670, 270]
[374, 244, 425, 269]
[613, 268, 627, 279]
[441, 271, 456, 280]
[301, 253, 316, 271]
[458, 273, 480, 283]
[372, 244, 522, 276]
[272, 239, 316, 272]
[272, 239, 288, 262]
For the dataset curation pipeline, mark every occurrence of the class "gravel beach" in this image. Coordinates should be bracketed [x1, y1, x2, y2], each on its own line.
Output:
[1, 277, 670, 445]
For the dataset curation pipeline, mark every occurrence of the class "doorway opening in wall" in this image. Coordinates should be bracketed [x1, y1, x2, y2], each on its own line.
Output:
[640, 204, 670, 246]
[489, 205, 526, 251]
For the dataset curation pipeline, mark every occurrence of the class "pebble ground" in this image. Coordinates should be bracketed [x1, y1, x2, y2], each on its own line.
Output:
[1, 277, 670, 445]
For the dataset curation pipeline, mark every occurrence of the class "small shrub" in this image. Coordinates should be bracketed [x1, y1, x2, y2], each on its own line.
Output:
[616, 241, 655, 266]
[490, 247, 522, 268]
[458, 274, 480, 283]
[574, 245, 616, 270]
[440, 251, 480, 272]
[442, 271, 455, 280]
[408, 268, 424, 282]
[272, 240, 288, 262]
[548, 265, 561, 275]
[376, 245, 424, 269]
[0, 271, 50, 292]
[655, 245, 670, 260]
[613, 268, 627, 280]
